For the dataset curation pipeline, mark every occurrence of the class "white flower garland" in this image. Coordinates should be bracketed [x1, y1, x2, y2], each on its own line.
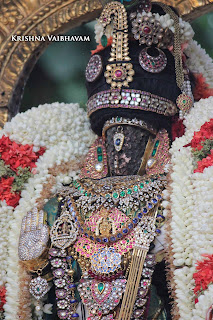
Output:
[0, 102, 95, 319]
[185, 39, 213, 88]
[2, 96, 213, 319]
[0, 202, 14, 286]
[168, 96, 213, 319]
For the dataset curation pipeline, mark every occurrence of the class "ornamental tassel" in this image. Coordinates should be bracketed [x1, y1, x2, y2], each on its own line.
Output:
[118, 213, 157, 320]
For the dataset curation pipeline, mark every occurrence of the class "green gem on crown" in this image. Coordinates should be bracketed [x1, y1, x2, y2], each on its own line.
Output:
[101, 35, 107, 47]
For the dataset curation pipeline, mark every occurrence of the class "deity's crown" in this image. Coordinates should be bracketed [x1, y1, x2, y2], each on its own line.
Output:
[85, 0, 196, 135]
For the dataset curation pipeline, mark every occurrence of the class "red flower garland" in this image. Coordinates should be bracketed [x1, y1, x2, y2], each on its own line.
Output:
[190, 119, 213, 151]
[0, 135, 45, 207]
[0, 286, 6, 311]
[193, 254, 213, 300]
[194, 150, 213, 173]
[0, 135, 45, 172]
[184, 119, 213, 173]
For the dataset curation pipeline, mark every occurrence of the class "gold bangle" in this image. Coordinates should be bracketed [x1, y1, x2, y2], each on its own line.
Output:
[20, 246, 49, 272]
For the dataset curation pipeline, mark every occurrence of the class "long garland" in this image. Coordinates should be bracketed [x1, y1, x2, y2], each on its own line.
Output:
[0, 102, 95, 319]
[1, 97, 213, 319]
[166, 96, 213, 319]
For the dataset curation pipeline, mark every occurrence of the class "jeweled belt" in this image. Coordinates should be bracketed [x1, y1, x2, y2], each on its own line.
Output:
[87, 89, 177, 117]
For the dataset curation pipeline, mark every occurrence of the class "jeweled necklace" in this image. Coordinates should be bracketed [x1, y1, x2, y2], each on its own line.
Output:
[60, 175, 166, 245]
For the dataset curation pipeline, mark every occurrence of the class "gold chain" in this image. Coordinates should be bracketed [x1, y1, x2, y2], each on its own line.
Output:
[158, 3, 184, 90]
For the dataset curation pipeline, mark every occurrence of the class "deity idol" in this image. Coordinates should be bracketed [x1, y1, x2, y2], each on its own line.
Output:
[12, 1, 213, 320]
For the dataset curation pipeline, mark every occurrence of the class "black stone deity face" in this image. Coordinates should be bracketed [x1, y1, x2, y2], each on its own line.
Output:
[105, 124, 152, 176]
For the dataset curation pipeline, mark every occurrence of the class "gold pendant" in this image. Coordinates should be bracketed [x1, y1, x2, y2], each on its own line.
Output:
[113, 132, 124, 152]
[50, 209, 78, 249]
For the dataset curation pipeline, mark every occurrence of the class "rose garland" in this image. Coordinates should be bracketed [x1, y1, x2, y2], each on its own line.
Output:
[0, 102, 95, 320]
[166, 96, 213, 319]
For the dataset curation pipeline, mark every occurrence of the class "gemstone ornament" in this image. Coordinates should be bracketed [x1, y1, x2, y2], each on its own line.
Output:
[29, 276, 49, 300]
[99, 2, 135, 88]
[19, 208, 49, 261]
[60, 174, 166, 245]
[102, 116, 157, 138]
[79, 137, 108, 179]
[50, 207, 78, 249]
[176, 92, 193, 114]
[146, 129, 170, 176]
[130, 12, 164, 47]
[139, 47, 167, 73]
[49, 247, 79, 319]
[87, 89, 177, 117]
[130, 11, 173, 48]
[78, 278, 126, 317]
[91, 247, 122, 274]
[85, 55, 103, 82]
[134, 216, 156, 251]
[113, 130, 125, 152]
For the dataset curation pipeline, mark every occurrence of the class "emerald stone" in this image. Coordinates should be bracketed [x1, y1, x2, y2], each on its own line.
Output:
[140, 183, 144, 189]
[145, 180, 149, 184]
[85, 192, 87, 196]
[154, 140, 159, 147]
[105, 194, 110, 198]
[117, 116, 121, 121]
[98, 155, 103, 162]
[134, 186, 138, 192]
[36, 287, 40, 292]
[98, 282, 105, 293]
[127, 189, 132, 194]
[77, 186, 81, 190]
[151, 62, 155, 66]
[120, 191, 125, 197]
[144, 229, 148, 234]
[183, 99, 186, 103]
[97, 147, 102, 154]
[101, 35, 107, 47]
[113, 192, 118, 198]
[152, 148, 157, 156]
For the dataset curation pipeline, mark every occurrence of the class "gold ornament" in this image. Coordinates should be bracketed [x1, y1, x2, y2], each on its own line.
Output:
[50, 206, 78, 249]
[99, 1, 134, 88]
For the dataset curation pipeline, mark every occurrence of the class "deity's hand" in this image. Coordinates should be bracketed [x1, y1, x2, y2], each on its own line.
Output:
[18, 208, 49, 261]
